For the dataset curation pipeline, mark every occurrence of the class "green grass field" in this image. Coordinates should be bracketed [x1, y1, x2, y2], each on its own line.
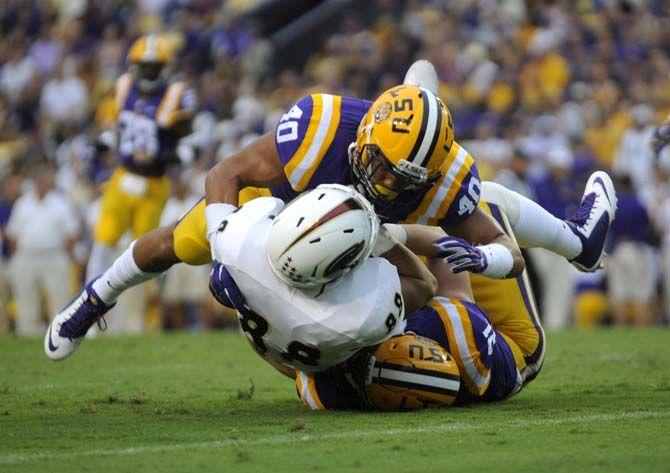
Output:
[1, 328, 669, 473]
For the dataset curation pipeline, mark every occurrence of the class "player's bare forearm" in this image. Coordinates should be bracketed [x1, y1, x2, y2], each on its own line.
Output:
[444, 207, 525, 278]
[400, 224, 447, 257]
[205, 132, 286, 206]
[382, 241, 437, 315]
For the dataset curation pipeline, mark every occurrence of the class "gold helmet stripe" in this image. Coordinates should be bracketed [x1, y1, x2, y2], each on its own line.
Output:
[430, 297, 491, 396]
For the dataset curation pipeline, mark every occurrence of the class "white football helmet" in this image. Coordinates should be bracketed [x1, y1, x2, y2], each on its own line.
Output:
[267, 184, 380, 289]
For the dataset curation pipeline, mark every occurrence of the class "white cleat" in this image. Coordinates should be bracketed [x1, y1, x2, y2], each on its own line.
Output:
[403, 59, 440, 95]
[44, 278, 113, 361]
[566, 171, 618, 272]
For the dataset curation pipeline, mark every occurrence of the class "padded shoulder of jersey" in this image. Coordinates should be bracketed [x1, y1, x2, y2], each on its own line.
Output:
[320, 256, 404, 347]
[403, 141, 481, 227]
[213, 197, 284, 266]
[274, 94, 371, 191]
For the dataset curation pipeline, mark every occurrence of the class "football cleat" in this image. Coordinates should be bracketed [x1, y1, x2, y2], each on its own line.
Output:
[44, 279, 114, 361]
[403, 59, 440, 95]
[567, 171, 618, 272]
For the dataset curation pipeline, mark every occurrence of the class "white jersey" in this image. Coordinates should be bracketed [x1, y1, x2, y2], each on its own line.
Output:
[214, 197, 405, 372]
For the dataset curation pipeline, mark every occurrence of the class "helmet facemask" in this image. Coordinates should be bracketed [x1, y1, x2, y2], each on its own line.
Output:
[349, 143, 441, 220]
[130, 61, 169, 94]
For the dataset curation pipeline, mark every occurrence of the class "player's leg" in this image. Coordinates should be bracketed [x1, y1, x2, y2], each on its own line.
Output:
[469, 201, 545, 383]
[406, 296, 524, 403]
[481, 171, 617, 272]
[47, 183, 183, 361]
[172, 186, 272, 266]
[45, 224, 181, 360]
[86, 169, 134, 281]
[45, 186, 273, 360]
[130, 175, 171, 240]
[481, 181, 581, 258]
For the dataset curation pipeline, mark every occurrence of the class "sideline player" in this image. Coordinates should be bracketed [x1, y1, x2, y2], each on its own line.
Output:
[45, 62, 616, 361]
[86, 34, 197, 281]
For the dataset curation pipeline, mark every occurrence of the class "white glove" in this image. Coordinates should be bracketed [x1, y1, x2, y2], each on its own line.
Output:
[372, 224, 407, 257]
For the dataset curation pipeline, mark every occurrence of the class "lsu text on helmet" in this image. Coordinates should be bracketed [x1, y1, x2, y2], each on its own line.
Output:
[349, 85, 455, 219]
[267, 184, 380, 290]
[362, 333, 460, 410]
[127, 34, 173, 94]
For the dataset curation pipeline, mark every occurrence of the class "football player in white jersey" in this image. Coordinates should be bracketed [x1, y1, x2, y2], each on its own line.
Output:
[208, 184, 437, 373]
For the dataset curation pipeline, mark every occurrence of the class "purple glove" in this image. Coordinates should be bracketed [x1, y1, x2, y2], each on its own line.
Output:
[209, 260, 247, 310]
[433, 235, 489, 274]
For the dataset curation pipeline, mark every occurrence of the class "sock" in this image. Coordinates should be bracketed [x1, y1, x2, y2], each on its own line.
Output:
[481, 181, 582, 259]
[86, 243, 115, 282]
[91, 242, 159, 305]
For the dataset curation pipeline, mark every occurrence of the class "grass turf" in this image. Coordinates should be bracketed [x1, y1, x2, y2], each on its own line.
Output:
[1, 328, 669, 473]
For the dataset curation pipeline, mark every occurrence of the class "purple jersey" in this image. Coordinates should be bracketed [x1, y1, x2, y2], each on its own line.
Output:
[273, 94, 480, 226]
[295, 296, 523, 410]
[114, 73, 196, 177]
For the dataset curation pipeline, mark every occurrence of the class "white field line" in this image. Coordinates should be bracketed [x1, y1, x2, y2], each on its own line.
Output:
[1, 410, 668, 465]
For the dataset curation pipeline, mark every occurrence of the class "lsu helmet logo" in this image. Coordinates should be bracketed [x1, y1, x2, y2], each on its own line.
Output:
[374, 102, 392, 124]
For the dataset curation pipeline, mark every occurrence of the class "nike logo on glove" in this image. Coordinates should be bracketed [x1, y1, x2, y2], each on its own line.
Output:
[47, 326, 59, 352]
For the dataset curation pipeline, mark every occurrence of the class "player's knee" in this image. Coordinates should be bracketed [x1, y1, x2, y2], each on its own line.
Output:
[93, 221, 123, 246]
[173, 227, 211, 266]
[134, 226, 181, 272]
[481, 181, 520, 223]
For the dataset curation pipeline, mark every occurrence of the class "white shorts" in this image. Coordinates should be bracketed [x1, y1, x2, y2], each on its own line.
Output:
[607, 242, 657, 303]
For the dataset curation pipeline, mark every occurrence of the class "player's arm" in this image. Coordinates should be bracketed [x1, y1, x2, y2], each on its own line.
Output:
[204, 132, 287, 242]
[441, 207, 524, 278]
[373, 226, 437, 316]
[384, 224, 475, 302]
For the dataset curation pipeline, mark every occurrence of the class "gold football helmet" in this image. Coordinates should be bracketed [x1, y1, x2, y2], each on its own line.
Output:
[349, 85, 454, 218]
[127, 34, 173, 93]
[362, 333, 460, 410]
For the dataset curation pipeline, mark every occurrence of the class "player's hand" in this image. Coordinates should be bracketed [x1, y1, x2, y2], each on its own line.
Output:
[433, 235, 488, 274]
[209, 260, 246, 310]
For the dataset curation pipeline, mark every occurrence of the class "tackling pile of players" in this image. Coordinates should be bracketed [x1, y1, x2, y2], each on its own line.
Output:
[44, 58, 617, 411]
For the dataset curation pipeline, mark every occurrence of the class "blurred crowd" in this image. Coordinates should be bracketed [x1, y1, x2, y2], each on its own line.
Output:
[1, 0, 669, 335]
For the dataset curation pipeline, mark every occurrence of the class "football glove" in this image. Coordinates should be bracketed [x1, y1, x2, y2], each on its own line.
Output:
[433, 235, 488, 274]
[209, 260, 247, 310]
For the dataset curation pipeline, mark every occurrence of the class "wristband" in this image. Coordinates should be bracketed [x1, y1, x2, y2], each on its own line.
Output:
[205, 203, 237, 242]
[477, 243, 514, 279]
